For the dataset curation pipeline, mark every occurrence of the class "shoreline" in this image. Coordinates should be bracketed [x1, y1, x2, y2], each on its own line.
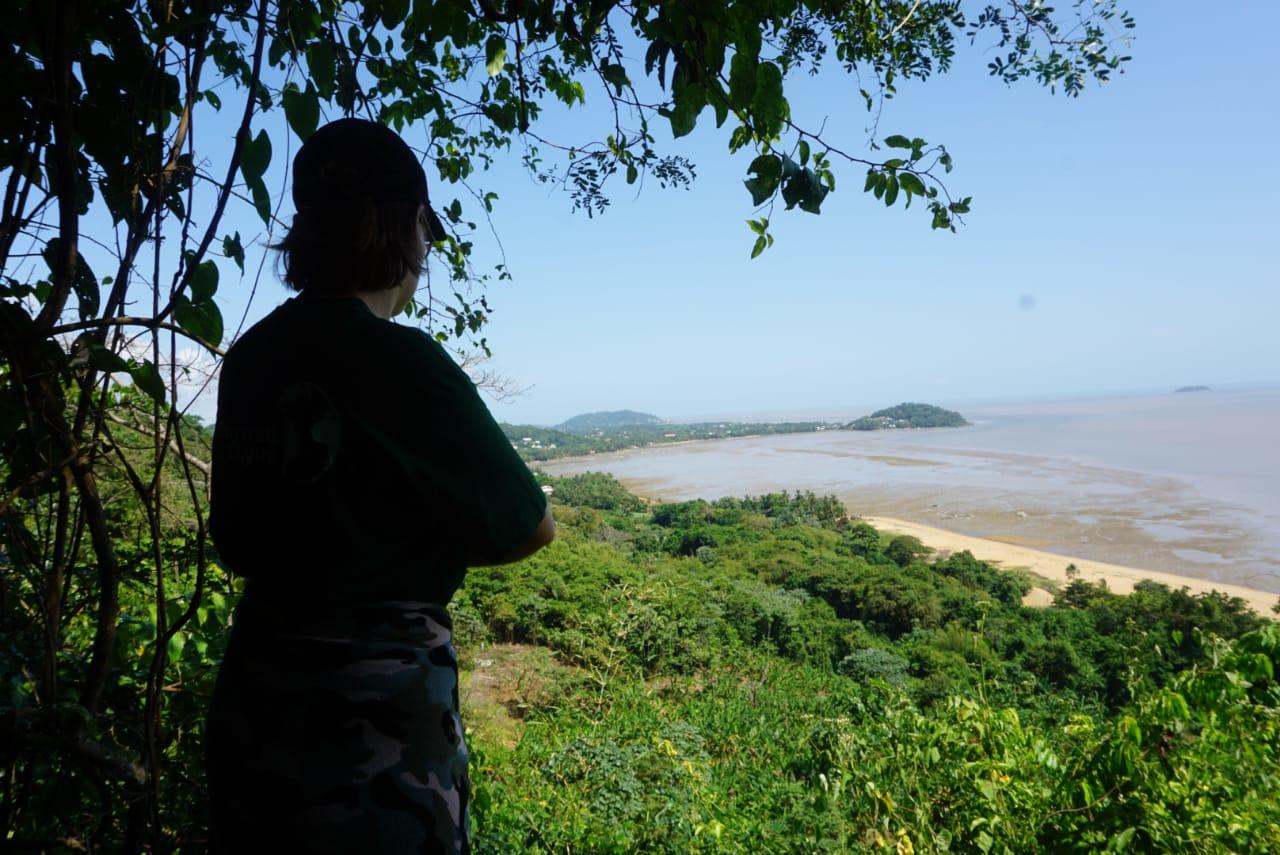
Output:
[864, 516, 1276, 616]
[588, 478, 1278, 618]
[536, 434, 1279, 618]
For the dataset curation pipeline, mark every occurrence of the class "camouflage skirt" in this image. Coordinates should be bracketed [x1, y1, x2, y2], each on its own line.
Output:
[206, 590, 471, 854]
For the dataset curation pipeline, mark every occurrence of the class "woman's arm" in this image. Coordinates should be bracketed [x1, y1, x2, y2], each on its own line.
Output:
[394, 328, 554, 568]
[468, 503, 555, 567]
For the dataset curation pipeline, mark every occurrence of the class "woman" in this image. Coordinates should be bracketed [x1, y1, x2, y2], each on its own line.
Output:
[206, 118, 554, 853]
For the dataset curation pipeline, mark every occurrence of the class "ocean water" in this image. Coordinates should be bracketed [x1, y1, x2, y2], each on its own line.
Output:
[542, 387, 1280, 594]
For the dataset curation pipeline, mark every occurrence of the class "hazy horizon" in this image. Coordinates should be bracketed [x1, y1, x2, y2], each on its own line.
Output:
[497, 380, 1280, 429]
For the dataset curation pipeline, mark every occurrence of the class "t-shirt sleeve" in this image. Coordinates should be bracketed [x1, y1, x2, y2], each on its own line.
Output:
[396, 330, 548, 565]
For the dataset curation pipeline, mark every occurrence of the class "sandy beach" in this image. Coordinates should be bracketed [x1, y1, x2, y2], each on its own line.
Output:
[602, 465, 1280, 616]
[541, 460, 1279, 618]
[862, 515, 1278, 616]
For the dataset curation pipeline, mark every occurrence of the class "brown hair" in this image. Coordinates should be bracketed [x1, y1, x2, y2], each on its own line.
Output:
[271, 198, 429, 295]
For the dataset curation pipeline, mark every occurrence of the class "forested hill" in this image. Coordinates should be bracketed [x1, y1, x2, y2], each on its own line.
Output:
[557, 410, 664, 431]
[848, 402, 969, 430]
[457, 472, 1279, 851]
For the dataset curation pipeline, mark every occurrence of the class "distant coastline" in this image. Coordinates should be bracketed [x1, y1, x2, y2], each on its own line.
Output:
[509, 402, 967, 462]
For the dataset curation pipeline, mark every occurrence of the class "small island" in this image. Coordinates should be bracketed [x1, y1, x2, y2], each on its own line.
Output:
[1175, 385, 1211, 393]
[557, 410, 663, 431]
[847, 402, 968, 431]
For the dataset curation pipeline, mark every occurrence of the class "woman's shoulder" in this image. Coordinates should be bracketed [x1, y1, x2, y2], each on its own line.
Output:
[385, 325, 472, 383]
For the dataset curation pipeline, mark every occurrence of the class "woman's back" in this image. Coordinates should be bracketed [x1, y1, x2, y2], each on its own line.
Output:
[210, 292, 546, 607]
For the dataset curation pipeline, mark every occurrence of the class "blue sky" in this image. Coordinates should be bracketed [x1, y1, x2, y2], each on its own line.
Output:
[183, 1, 1279, 426]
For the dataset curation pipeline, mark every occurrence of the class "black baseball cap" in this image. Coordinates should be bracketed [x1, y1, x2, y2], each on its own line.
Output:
[292, 117, 447, 242]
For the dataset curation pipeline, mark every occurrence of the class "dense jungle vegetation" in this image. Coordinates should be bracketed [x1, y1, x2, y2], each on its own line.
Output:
[453, 472, 1279, 853]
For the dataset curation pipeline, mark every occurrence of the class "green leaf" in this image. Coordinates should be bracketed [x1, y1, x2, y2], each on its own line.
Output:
[743, 154, 781, 206]
[248, 175, 272, 226]
[728, 52, 757, 111]
[42, 238, 99, 321]
[167, 631, 186, 661]
[898, 173, 927, 197]
[750, 62, 786, 139]
[240, 129, 272, 181]
[268, 36, 288, 69]
[482, 102, 518, 133]
[884, 174, 899, 206]
[750, 235, 767, 259]
[283, 82, 320, 141]
[85, 341, 129, 374]
[798, 140, 809, 166]
[189, 260, 219, 302]
[223, 232, 245, 273]
[601, 62, 629, 96]
[795, 170, 828, 214]
[781, 174, 804, 210]
[863, 170, 878, 193]
[884, 134, 913, 149]
[485, 36, 507, 77]
[381, 0, 409, 28]
[307, 40, 336, 100]
[666, 73, 705, 139]
[712, 95, 729, 129]
[173, 295, 224, 346]
[625, 163, 638, 184]
[129, 360, 166, 405]
[1108, 827, 1137, 852]
[728, 21, 761, 110]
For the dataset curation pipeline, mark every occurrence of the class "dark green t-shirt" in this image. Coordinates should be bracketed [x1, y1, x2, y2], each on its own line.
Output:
[209, 293, 546, 605]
